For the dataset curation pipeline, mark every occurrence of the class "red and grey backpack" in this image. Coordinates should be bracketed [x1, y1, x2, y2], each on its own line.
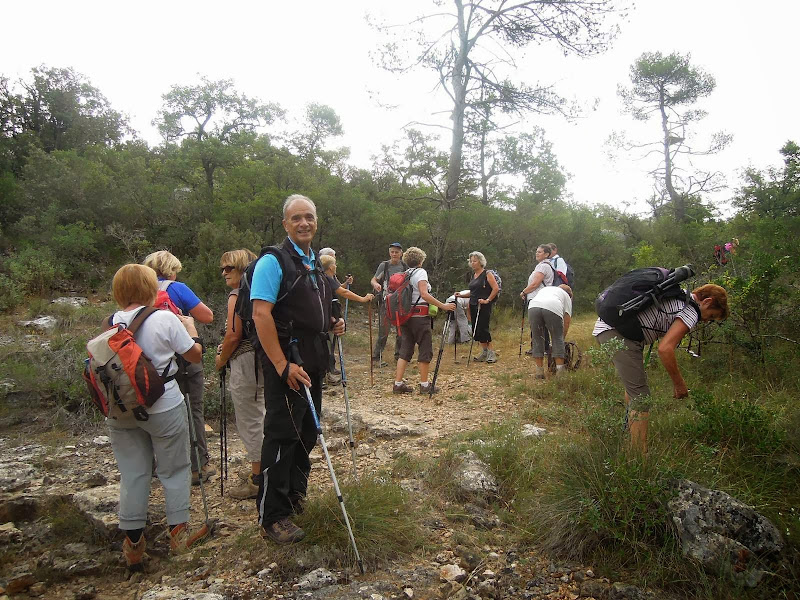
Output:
[83, 307, 174, 421]
[385, 268, 421, 329]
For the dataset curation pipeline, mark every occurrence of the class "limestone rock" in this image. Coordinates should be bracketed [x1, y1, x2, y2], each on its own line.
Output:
[453, 451, 498, 499]
[440, 564, 467, 583]
[140, 586, 223, 600]
[52, 297, 88, 308]
[296, 567, 336, 590]
[0, 522, 23, 544]
[667, 479, 783, 584]
[6, 572, 35, 594]
[17, 316, 58, 332]
[521, 424, 547, 437]
[579, 579, 608, 598]
[91, 436, 110, 447]
[72, 484, 120, 538]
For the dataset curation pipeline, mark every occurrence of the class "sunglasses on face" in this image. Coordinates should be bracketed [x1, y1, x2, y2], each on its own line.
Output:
[221, 265, 235, 274]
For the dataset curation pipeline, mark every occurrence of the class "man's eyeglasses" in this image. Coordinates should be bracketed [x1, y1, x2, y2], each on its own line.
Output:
[221, 265, 235, 274]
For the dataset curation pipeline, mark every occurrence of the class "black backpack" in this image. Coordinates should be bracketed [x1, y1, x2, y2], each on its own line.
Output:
[234, 245, 307, 351]
[595, 266, 698, 342]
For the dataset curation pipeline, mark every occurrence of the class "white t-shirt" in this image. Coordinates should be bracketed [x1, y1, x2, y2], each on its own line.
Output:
[526, 262, 555, 304]
[592, 294, 701, 345]
[529, 286, 572, 318]
[112, 307, 196, 414]
[408, 268, 431, 307]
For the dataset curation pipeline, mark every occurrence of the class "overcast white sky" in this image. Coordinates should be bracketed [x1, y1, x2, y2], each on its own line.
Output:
[2, 0, 798, 215]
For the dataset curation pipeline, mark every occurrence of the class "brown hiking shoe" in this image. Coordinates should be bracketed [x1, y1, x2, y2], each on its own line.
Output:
[260, 518, 306, 545]
[419, 383, 439, 394]
[393, 381, 414, 394]
[122, 534, 146, 571]
[191, 463, 216, 486]
[169, 522, 211, 554]
[229, 474, 259, 500]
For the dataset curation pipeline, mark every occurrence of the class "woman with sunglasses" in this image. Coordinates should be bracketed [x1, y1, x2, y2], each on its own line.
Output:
[214, 249, 266, 500]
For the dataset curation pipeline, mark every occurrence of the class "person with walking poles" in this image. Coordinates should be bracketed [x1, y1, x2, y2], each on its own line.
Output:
[593, 277, 728, 453]
[249, 194, 345, 544]
[105, 264, 210, 570]
[455, 251, 499, 364]
[370, 242, 407, 366]
[142, 250, 216, 486]
[392, 247, 456, 394]
[320, 254, 374, 386]
[529, 284, 573, 379]
[520, 245, 555, 356]
[214, 249, 265, 500]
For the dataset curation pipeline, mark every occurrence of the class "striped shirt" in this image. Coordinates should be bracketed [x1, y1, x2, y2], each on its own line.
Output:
[593, 294, 700, 345]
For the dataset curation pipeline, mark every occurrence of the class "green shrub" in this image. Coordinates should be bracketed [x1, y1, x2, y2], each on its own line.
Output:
[8, 247, 60, 295]
[685, 389, 784, 453]
[0, 274, 23, 311]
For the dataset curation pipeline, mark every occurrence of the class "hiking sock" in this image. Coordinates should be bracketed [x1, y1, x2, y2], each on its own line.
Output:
[395, 381, 404, 386]
[125, 528, 144, 543]
[534, 365, 544, 376]
[419, 381, 430, 389]
[556, 364, 566, 372]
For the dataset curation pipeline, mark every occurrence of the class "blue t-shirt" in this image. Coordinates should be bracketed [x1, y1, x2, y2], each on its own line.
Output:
[250, 239, 317, 304]
[159, 279, 202, 314]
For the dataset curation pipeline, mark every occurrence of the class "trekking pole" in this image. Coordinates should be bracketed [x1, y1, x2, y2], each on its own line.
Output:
[430, 311, 452, 399]
[518, 301, 527, 357]
[288, 343, 364, 574]
[337, 336, 358, 479]
[184, 393, 213, 529]
[368, 300, 374, 386]
[219, 369, 229, 497]
[344, 280, 351, 322]
[467, 304, 481, 366]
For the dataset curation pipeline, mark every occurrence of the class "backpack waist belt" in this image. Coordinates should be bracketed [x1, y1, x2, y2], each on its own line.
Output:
[410, 305, 429, 317]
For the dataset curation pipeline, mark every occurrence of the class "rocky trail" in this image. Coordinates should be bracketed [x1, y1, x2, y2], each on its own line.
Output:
[1, 311, 787, 600]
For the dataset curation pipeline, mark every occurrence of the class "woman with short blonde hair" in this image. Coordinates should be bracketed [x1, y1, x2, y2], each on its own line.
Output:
[392, 247, 455, 395]
[455, 250, 499, 363]
[143, 250, 183, 279]
[141, 250, 215, 485]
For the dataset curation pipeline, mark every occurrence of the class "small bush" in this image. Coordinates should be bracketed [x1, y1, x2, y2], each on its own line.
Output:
[0, 273, 23, 311]
[685, 389, 784, 453]
[8, 247, 60, 295]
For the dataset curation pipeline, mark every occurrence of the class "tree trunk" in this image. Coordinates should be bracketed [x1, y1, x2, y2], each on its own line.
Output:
[445, 0, 469, 210]
[660, 87, 684, 221]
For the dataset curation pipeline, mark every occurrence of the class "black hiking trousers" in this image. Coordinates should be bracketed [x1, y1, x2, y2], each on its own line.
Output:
[255, 358, 322, 527]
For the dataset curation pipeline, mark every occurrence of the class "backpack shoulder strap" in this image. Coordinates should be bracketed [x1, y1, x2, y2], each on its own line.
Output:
[157, 280, 174, 292]
[261, 245, 307, 303]
[127, 306, 160, 335]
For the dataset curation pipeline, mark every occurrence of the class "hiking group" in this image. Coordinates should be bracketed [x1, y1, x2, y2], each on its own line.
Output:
[83, 192, 730, 571]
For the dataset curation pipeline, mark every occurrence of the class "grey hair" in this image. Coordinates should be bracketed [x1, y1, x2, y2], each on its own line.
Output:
[319, 247, 335, 257]
[468, 251, 487, 268]
[282, 194, 317, 219]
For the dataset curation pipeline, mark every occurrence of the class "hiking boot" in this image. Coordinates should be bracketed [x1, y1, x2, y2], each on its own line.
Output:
[419, 383, 439, 394]
[229, 474, 259, 500]
[191, 463, 216, 486]
[325, 371, 341, 386]
[373, 359, 389, 367]
[260, 518, 306, 545]
[534, 366, 545, 380]
[169, 522, 211, 554]
[122, 534, 146, 571]
[393, 381, 414, 394]
[473, 349, 488, 362]
[524, 349, 533, 356]
[486, 350, 497, 364]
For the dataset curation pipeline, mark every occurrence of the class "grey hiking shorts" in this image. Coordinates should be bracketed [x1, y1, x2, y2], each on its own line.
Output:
[595, 329, 652, 412]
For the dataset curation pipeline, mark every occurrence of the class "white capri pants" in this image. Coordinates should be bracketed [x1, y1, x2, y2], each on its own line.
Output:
[229, 351, 266, 463]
